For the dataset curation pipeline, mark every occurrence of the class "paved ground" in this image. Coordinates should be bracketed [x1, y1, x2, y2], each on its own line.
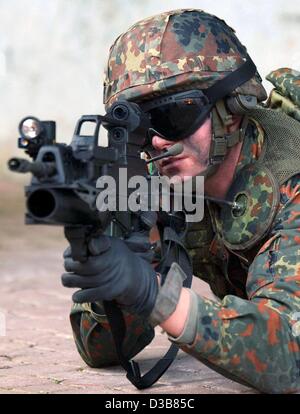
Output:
[0, 181, 257, 394]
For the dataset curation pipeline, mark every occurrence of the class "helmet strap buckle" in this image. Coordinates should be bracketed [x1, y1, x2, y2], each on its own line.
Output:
[210, 134, 227, 164]
[209, 103, 248, 166]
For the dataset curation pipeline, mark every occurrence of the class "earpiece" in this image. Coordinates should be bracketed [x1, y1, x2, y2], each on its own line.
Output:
[226, 94, 258, 115]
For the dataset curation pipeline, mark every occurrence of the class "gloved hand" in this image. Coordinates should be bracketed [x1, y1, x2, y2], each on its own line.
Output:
[61, 234, 159, 317]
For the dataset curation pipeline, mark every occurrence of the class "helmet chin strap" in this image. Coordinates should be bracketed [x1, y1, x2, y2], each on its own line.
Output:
[197, 100, 249, 179]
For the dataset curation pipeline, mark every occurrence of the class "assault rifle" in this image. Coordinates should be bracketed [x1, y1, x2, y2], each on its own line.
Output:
[7, 103, 155, 259]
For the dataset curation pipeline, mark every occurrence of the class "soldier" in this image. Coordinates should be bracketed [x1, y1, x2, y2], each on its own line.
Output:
[62, 9, 300, 393]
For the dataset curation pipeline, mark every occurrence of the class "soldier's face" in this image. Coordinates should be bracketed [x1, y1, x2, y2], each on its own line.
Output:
[151, 116, 211, 182]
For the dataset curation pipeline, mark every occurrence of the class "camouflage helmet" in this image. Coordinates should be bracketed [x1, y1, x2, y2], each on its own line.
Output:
[103, 8, 267, 108]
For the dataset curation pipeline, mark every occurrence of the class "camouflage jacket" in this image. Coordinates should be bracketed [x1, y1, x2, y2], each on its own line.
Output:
[69, 117, 300, 394]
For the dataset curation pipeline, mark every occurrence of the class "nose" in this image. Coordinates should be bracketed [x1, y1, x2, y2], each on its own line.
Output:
[151, 135, 174, 152]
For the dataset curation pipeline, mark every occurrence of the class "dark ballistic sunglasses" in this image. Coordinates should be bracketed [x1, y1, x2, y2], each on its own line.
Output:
[139, 54, 258, 142]
[140, 90, 213, 142]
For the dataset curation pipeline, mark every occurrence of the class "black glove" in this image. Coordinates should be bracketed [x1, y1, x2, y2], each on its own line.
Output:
[61, 234, 159, 317]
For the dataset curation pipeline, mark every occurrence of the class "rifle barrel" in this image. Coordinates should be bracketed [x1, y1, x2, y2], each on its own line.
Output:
[8, 157, 56, 178]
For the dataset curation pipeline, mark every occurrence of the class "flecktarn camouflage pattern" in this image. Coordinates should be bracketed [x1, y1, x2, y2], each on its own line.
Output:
[266, 68, 300, 122]
[174, 118, 300, 393]
[70, 302, 154, 367]
[220, 163, 280, 250]
[103, 9, 267, 108]
[267, 68, 300, 107]
[179, 168, 300, 393]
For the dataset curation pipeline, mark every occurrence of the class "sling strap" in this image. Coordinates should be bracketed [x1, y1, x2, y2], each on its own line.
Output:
[104, 223, 193, 389]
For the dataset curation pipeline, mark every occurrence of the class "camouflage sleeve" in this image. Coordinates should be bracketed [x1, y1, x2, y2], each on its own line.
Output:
[70, 302, 155, 368]
[169, 174, 300, 394]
